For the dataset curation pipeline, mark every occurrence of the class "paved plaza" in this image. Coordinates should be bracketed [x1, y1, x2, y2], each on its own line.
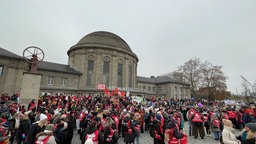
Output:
[72, 121, 242, 144]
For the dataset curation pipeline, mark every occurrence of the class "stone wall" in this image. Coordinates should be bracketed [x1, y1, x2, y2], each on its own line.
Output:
[0, 57, 28, 94]
[68, 48, 138, 90]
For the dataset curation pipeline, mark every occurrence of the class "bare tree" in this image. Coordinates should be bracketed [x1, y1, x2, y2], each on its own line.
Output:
[177, 58, 228, 99]
[200, 62, 228, 99]
[177, 58, 204, 97]
[241, 81, 251, 96]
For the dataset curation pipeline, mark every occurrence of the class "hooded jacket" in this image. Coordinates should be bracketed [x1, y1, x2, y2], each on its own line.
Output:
[36, 131, 56, 144]
[222, 125, 241, 144]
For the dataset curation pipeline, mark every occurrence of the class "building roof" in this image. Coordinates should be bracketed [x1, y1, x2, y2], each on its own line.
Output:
[38, 61, 82, 75]
[77, 31, 132, 52]
[67, 31, 138, 61]
[137, 76, 189, 86]
[0, 47, 23, 60]
[0, 47, 81, 75]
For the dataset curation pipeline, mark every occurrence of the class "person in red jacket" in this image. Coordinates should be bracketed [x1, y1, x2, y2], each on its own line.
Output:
[133, 113, 141, 144]
[164, 118, 185, 144]
[191, 108, 205, 139]
[81, 121, 103, 144]
[211, 116, 221, 140]
[122, 114, 135, 144]
[153, 114, 164, 144]
[187, 107, 195, 136]
[111, 112, 119, 131]
[227, 109, 237, 128]
[202, 111, 210, 136]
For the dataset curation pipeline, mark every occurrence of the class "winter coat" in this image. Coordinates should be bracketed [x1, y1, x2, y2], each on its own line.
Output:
[139, 111, 145, 125]
[66, 117, 75, 144]
[103, 124, 116, 144]
[54, 123, 71, 144]
[210, 119, 221, 132]
[18, 118, 30, 141]
[26, 122, 46, 144]
[241, 138, 256, 144]
[178, 112, 185, 129]
[165, 120, 184, 140]
[153, 120, 164, 144]
[222, 125, 241, 144]
[81, 126, 103, 144]
[123, 117, 135, 143]
[36, 131, 56, 144]
[132, 120, 141, 137]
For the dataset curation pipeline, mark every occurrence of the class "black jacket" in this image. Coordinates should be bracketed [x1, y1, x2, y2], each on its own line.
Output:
[153, 120, 164, 144]
[103, 124, 116, 144]
[242, 138, 256, 144]
[18, 118, 30, 141]
[26, 122, 45, 144]
[166, 120, 184, 139]
[81, 126, 103, 144]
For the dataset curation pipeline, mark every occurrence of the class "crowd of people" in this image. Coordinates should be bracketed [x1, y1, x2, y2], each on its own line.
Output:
[0, 93, 256, 144]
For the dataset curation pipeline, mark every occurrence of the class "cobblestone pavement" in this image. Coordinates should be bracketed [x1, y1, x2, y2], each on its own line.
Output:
[73, 122, 242, 144]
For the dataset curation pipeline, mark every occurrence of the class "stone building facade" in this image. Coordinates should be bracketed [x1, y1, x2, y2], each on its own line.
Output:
[0, 48, 29, 95]
[67, 31, 138, 92]
[137, 76, 190, 100]
[0, 31, 190, 99]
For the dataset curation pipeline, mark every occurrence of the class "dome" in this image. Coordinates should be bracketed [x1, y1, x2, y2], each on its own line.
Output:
[68, 31, 135, 55]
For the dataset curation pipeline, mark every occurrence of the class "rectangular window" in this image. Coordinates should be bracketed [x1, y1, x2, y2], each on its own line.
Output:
[128, 66, 132, 87]
[117, 63, 123, 87]
[61, 78, 67, 86]
[143, 86, 146, 90]
[0, 66, 3, 76]
[158, 87, 162, 93]
[153, 87, 156, 92]
[88, 60, 94, 74]
[103, 61, 110, 86]
[148, 86, 151, 92]
[86, 60, 94, 87]
[47, 77, 54, 85]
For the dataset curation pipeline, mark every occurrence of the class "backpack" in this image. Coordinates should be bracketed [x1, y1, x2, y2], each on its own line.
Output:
[164, 128, 174, 142]
[84, 138, 93, 144]
[84, 130, 98, 144]
[35, 135, 52, 144]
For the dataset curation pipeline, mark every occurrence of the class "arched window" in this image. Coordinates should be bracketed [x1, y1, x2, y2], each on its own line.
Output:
[128, 62, 132, 87]
[117, 59, 123, 87]
[103, 56, 110, 86]
[86, 55, 94, 87]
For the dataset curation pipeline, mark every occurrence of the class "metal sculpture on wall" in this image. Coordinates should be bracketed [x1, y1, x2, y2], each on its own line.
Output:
[23, 46, 45, 73]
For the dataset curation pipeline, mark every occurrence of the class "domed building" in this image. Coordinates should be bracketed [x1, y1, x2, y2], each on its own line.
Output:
[67, 31, 138, 90]
[0, 31, 190, 99]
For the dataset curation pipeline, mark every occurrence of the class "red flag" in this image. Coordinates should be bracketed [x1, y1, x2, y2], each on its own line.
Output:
[110, 88, 118, 96]
[114, 88, 119, 94]
[104, 87, 111, 96]
[117, 91, 125, 96]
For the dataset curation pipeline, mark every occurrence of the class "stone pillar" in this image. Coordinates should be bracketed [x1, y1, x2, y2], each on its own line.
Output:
[19, 72, 42, 109]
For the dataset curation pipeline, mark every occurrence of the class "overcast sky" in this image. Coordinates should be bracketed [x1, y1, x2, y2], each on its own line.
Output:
[0, 0, 255, 94]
